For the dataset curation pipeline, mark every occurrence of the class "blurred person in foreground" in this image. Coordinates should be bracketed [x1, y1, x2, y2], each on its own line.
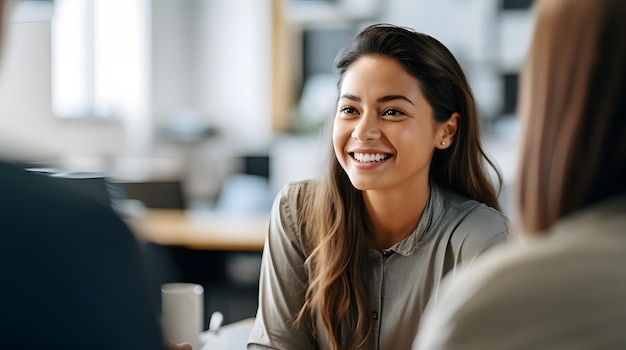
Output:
[248, 23, 509, 350]
[414, 0, 626, 348]
[0, 1, 190, 348]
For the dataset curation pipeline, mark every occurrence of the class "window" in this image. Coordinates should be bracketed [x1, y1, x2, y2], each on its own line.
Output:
[51, 0, 150, 120]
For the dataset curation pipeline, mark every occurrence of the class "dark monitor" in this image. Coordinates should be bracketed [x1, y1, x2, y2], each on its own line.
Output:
[502, 73, 519, 115]
[111, 181, 186, 209]
[301, 26, 357, 91]
[243, 155, 270, 179]
[501, 0, 534, 10]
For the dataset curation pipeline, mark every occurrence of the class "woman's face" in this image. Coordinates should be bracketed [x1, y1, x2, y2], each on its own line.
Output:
[333, 54, 447, 192]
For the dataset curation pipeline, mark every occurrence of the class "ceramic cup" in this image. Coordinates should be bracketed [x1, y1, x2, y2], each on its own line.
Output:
[161, 283, 204, 349]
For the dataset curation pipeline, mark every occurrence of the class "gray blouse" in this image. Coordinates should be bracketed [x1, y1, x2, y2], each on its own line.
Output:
[248, 180, 509, 350]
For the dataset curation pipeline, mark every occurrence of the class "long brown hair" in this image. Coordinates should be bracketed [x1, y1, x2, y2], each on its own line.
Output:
[516, 0, 626, 234]
[296, 23, 502, 349]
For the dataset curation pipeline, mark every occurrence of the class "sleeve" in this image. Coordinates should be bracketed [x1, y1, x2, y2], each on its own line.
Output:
[448, 204, 510, 267]
[247, 183, 316, 349]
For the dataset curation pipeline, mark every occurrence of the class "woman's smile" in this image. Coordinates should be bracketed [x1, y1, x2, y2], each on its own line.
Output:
[351, 152, 393, 163]
[349, 152, 394, 170]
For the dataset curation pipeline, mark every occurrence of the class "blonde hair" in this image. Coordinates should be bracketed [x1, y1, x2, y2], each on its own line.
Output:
[516, 0, 626, 233]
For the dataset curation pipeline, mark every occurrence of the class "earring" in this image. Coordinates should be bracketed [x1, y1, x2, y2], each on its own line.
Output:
[441, 141, 446, 146]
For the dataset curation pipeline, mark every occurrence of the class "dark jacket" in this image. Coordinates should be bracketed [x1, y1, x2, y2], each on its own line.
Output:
[0, 161, 164, 349]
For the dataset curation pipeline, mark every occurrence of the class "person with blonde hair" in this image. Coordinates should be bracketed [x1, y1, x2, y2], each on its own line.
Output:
[248, 23, 509, 350]
[414, 0, 626, 348]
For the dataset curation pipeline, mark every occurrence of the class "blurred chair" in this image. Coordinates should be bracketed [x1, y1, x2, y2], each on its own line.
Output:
[110, 180, 186, 209]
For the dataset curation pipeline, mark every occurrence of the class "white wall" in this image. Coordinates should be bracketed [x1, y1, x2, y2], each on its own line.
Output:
[147, 0, 273, 202]
[193, 0, 273, 153]
[151, 0, 273, 154]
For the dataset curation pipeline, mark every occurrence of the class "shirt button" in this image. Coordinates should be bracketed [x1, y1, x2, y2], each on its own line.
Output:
[372, 312, 378, 320]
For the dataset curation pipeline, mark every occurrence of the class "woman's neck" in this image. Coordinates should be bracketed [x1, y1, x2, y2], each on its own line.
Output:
[363, 181, 430, 251]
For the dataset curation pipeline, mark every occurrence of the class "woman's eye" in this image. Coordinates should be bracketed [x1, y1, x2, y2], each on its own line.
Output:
[341, 107, 357, 114]
[382, 109, 404, 116]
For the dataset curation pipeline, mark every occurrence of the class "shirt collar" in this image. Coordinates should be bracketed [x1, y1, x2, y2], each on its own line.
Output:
[388, 181, 445, 256]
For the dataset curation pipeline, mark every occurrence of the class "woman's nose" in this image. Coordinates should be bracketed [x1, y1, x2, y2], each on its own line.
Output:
[351, 114, 381, 141]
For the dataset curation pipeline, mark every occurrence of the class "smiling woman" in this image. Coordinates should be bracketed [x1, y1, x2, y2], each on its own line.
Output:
[333, 54, 455, 197]
[248, 23, 509, 350]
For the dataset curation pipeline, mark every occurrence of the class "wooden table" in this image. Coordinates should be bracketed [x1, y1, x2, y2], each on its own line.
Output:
[126, 209, 269, 251]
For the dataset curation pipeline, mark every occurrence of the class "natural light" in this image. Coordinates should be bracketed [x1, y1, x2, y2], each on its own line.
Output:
[51, 0, 150, 120]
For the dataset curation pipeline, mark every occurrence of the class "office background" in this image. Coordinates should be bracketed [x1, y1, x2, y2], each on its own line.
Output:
[0, 0, 534, 323]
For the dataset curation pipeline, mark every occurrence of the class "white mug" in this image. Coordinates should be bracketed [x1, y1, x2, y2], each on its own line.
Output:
[161, 283, 204, 349]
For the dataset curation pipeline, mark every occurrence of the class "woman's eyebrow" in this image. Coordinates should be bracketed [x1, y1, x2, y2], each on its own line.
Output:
[339, 94, 415, 105]
[377, 95, 414, 105]
[339, 94, 360, 102]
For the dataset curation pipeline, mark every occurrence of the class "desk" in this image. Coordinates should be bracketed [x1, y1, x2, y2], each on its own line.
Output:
[127, 209, 269, 251]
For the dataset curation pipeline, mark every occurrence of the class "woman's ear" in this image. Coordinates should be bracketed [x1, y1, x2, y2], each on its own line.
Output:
[437, 112, 459, 149]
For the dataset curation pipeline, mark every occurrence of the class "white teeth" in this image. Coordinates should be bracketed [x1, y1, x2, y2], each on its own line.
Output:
[353, 152, 390, 162]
